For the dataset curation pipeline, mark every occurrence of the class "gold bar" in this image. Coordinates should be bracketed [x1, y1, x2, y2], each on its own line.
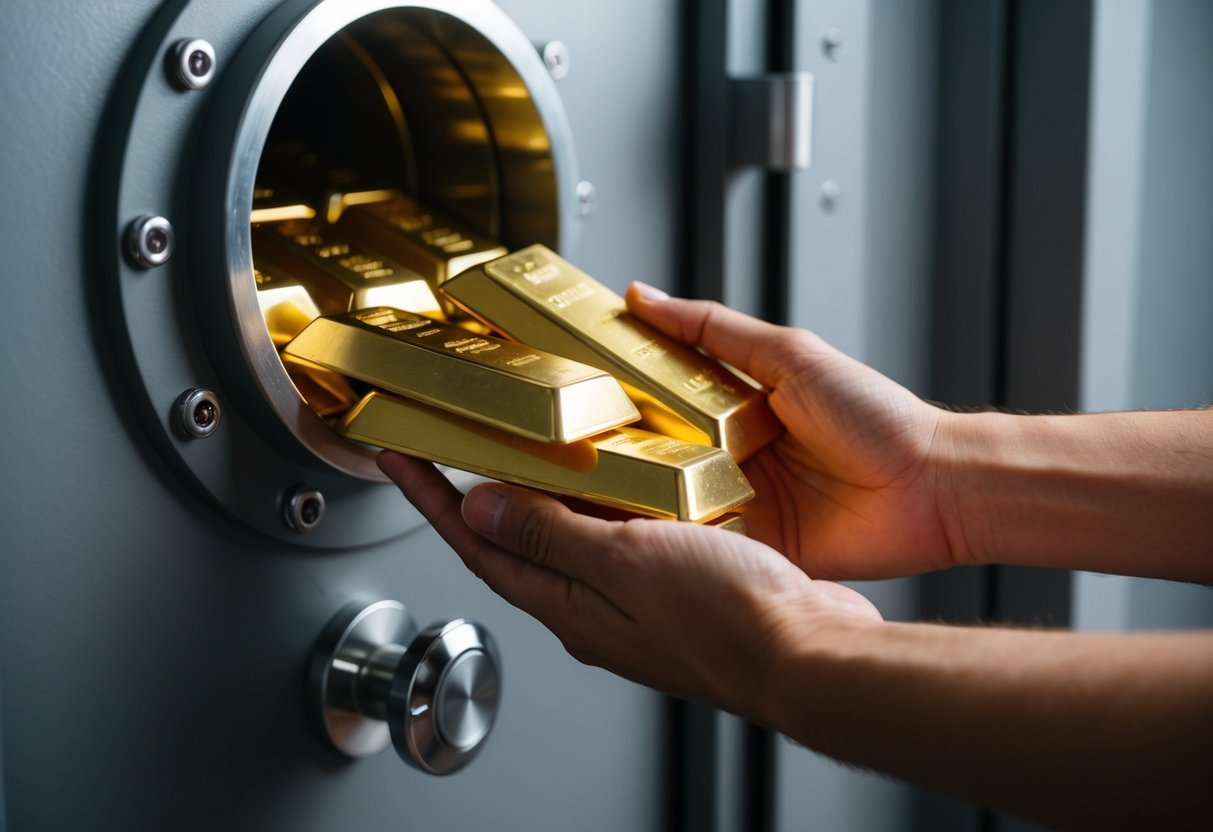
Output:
[254, 257, 358, 416]
[253, 221, 445, 319]
[283, 307, 639, 443]
[706, 514, 748, 536]
[339, 391, 755, 522]
[254, 256, 323, 347]
[260, 147, 396, 223]
[442, 245, 783, 461]
[251, 185, 316, 225]
[340, 191, 508, 296]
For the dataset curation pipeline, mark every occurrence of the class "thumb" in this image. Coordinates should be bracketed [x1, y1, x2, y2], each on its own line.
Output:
[625, 282, 825, 388]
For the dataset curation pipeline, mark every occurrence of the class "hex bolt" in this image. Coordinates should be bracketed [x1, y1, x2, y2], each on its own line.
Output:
[819, 180, 841, 213]
[576, 180, 597, 218]
[126, 215, 175, 269]
[284, 487, 326, 534]
[170, 39, 216, 90]
[822, 28, 844, 62]
[175, 388, 221, 439]
[541, 41, 570, 81]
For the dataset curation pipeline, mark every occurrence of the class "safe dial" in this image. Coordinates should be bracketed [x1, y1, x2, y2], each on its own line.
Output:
[308, 600, 501, 775]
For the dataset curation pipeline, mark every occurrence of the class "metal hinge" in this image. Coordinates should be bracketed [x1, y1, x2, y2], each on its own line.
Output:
[728, 72, 814, 171]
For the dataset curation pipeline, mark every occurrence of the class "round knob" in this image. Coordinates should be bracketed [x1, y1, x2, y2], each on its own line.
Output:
[390, 620, 500, 774]
[308, 601, 502, 775]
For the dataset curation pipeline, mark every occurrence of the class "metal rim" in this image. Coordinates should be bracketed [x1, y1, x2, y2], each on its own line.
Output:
[220, 0, 580, 481]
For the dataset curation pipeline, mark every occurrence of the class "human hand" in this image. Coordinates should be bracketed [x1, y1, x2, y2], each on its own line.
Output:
[626, 284, 959, 580]
[378, 452, 881, 716]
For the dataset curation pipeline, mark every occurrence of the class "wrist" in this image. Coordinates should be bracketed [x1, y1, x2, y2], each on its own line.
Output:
[931, 410, 1023, 568]
[750, 608, 886, 734]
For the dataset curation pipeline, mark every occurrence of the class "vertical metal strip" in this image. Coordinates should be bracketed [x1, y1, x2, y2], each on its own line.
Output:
[684, 0, 730, 300]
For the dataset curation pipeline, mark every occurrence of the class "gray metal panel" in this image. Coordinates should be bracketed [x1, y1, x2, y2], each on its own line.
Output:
[0, 0, 684, 829]
[1074, 0, 1213, 635]
[775, 1, 940, 830]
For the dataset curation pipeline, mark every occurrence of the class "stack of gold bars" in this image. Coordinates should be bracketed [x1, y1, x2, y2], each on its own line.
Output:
[252, 155, 783, 533]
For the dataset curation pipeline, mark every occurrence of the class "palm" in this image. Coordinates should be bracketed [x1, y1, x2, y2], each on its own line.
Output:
[738, 345, 952, 580]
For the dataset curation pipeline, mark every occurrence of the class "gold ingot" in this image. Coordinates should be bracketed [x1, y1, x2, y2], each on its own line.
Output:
[253, 222, 444, 319]
[442, 245, 783, 461]
[254, 257, 323, 347]
[284, 307, 639, 443]
[706, 514, 748, 536]
[339, 391, 755, 522]
[250, 185, 316, 225]
[254, 258, 358, 415]
[340, 191, 508, 299]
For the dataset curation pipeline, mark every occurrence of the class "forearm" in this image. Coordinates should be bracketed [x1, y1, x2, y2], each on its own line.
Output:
[761, 617, 1213, 830]
[941, 410, 1213, 581]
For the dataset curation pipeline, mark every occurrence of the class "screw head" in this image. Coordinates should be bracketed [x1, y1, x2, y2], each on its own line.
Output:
[822, 28, 844, 62]
[576, 180, 597, 218]
[170, 39, 216, 90]
[175, 388, 221, 439]
[126, 215, 174, 269]
[541, 41, 570, 81]
[819, 180, 841, 213]
[285, 487, 326, 534]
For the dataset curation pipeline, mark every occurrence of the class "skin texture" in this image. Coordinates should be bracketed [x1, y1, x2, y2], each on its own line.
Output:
[379, 284, 1213, 830]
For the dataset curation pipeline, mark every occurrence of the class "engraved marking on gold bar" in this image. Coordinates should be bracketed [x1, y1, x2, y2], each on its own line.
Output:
[340, 191, 508, 294]
[253, 222, 444, 319]
[339, 392, 755, 521]
[442, 244, 784, 461]
[282, 307, 638, 443]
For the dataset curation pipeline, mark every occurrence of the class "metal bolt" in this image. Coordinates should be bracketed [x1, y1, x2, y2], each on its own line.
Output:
[175, 388, 221, 439]
[541, 41, 570, 81]
[170, 39, 216, 90]
[819, 180, 841, 213]
[284, 487, 326, 534]
[576, 180, 597, 218]
[822, 28, 844, 62]
[126, 215, 174, 268]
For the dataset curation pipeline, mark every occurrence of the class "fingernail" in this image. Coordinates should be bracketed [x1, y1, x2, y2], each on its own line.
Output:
[632, 281, 669, 302]
[463, 485, 507, 536]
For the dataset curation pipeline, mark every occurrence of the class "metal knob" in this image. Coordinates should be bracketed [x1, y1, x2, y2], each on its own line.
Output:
[308, 600, 501, 775]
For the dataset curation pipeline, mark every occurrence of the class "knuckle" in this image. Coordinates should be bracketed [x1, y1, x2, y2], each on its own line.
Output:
[516, 504, 558, 568]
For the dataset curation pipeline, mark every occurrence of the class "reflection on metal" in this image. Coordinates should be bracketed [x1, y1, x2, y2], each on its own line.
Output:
[125, 214, 174, 269]
[706, 513, 747, 536]
[309, 600, 501, 775]
[170, 38, 216, 91]
[251, 185, 317, 224]
[443, 245, 784, 461]
[340, 391, 755, 521]
[283, 307, 638, 442]
[728, 73, 814, 171]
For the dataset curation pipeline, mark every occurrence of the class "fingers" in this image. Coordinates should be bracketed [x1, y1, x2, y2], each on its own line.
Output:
[461, 482, 618, 589]
[377, 452, 627, 628]
[376, 453, 580, 622]
[626, 282, 826, 387]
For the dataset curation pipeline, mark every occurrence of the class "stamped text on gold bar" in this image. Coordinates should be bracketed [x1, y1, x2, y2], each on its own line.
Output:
[284, 308, 638, 443]
[442, 245, 783, 461]
[254, 221, 444, 319]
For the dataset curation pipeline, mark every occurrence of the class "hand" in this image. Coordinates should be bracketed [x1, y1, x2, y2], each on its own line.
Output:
[626, 284, 959, 580]
[378, 453, 880, 716]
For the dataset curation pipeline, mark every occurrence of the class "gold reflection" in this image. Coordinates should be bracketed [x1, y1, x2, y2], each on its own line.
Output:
[443, 245, 784, 461]
[283, 307, 638, 443]
[340, 391, 754, 522]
